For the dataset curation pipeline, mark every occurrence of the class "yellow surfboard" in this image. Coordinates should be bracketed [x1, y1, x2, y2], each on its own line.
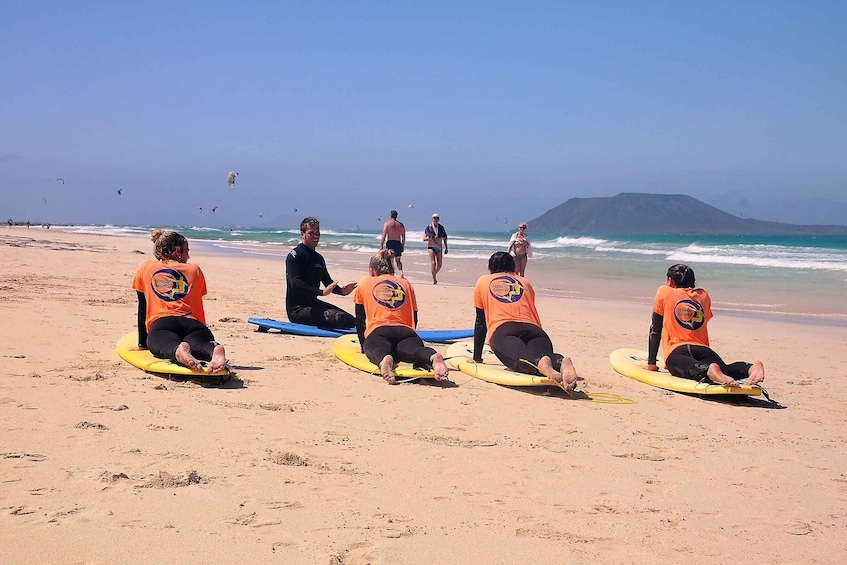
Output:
[116, 332, 230, 378]
[331, 334, 435, 378]
[445, 341, 558, 386]
[609, 348, 762, 396]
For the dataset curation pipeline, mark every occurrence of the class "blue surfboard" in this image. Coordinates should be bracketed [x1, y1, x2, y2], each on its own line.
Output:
[248, 317, 473, 343]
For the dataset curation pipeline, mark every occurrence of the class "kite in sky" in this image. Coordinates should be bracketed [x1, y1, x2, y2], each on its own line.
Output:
[408, 204, 414, 208]
[228, 171, 239, 189]
[42, 198, 47, 204]
[198, 206, 203, 213]
[56, 178, 64, 184]
[117, 188, 123, 195]
[212, 205, 218, 213]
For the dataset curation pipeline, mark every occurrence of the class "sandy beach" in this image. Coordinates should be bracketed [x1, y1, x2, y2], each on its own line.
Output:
[1, 229, 845, 564]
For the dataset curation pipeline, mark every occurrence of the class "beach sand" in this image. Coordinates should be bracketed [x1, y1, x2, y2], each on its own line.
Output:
[1, 229, 845, 564]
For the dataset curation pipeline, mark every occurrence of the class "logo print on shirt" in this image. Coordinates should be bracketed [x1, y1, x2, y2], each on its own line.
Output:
[372, 280, 406, 309]
[151, 269, 190, 302]
[489, 275, 524, 303]
[673, 299, 705, 330]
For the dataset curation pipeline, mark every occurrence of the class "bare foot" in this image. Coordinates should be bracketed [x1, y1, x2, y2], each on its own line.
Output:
[379, 355, 397, 384]
[560, 357, 578, 391]
[707, 363, 739, 387]
[174, 342, 203, 372]
[432, 353, 450, 381]
[537, 356, 563, 384]
[748, 361, 765, 385]
[208, 344, 227, 374]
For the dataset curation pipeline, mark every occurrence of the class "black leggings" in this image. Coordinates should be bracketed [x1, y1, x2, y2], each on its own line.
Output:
[289, 300, 355, 329]
[147, 316, 216, 362]
[666, 344, 752, 381]
[490, 322, 564, 376]
[363, 326, 436, 368]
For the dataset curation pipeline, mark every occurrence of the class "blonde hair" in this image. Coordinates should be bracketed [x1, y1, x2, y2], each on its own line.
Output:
[151, 229, 187, 261]
[369, 248, 395, 275]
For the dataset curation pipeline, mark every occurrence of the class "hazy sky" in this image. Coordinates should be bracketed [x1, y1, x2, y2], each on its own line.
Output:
[2, 1, 845, 230]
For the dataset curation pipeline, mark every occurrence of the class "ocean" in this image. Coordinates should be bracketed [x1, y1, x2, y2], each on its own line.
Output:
[52, 224, 847, 324]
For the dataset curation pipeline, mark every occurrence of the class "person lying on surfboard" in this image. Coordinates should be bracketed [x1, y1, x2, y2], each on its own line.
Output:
[468, 251, 579, 391]
[353, 249, 450, 384]
[645, 263, 765, 387]
[286, 216, 357, 329]
[132, 229, 228, 374]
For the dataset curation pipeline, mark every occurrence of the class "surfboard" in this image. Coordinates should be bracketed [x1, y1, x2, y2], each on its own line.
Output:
[331, 334, 435, 378]
[248, 317, 473, 343]
[116, 332, 231, 379]
[446, 342, 635, 404]
[445, 341, 560, 387]
[609, 348, 762, 396]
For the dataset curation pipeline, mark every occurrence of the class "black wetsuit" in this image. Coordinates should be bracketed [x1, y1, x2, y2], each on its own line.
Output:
[285, 242, 355, 329]
[473, 310, 564, 375]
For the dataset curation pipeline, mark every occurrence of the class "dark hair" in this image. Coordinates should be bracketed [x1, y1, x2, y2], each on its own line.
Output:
[369, 248, 396, 275]
[151, 229, 187, 261]
[488, 251, 516, 274]
[390, 210, 398, 219]
[300, 216, 320, 233]
[667, 264, 696, 288]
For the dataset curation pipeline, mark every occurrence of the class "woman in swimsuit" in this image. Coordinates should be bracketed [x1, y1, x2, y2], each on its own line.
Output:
[507, 223, 532, 277]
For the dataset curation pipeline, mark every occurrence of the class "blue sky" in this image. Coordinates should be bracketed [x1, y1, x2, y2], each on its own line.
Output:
[2, 1, 845, 230]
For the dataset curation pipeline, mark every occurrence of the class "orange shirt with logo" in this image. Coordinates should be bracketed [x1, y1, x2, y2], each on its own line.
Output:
[473, 272, 542, 340]
[132, 259, 207, 331]
[652, 285, 712, 362]
[353, 274, 417, 337]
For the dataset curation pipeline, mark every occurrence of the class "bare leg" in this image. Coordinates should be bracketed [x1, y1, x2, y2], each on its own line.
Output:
[174, 342, 203, 372]
[747, 361, 765, 385]
[707, 363, 740, 387]
[208, 344, 227, 374]
[379, 355, 397, 384]
[396, 258, 404, 278]
[432, 353, 450, 381]
[560, 357, 578, 391]
[428, 250, 438, 284]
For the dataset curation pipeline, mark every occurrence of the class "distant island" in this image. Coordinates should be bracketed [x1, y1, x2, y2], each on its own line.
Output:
[528, 193, 847, 235]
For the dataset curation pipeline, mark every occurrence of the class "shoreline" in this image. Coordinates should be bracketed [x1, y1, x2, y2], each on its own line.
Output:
[191, 236, 847, 328]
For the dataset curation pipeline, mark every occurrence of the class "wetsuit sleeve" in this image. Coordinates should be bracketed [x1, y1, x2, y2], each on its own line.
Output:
[286, 252, 322, 298]
[647, 312, 663, 365]
[473, 307, 486, 362]
[355, 303, 366, 352]
[136, 291, 148, 348]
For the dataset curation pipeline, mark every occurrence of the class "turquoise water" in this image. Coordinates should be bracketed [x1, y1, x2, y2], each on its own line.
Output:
[56, 224, 847, 322]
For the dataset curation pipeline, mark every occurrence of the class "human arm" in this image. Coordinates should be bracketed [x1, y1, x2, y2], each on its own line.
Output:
[135, 291, 148, 349]
[472, 307, 486, 362]
[441, 226, 448, 254]
[646, 311, 663, 370]
[355, 303, 367, 353]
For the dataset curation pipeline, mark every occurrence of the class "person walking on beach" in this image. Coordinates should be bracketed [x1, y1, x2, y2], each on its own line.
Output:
[353, 249, 450, 384]
[380, 210, 406, 277]
[285, 216, 357, 329]
[469, 251, 579, 391]
[132, 229, 228, 373]
[424, 213, 448, 284]
[645, 263, 765, 387]
[507, 222, 532, 277]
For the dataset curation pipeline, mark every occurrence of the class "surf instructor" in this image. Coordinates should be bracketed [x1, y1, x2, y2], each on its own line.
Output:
[285, 216, 357, 329]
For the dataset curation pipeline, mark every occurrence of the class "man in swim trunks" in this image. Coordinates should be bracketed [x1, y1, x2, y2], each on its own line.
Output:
[380, 210, 406, 276]
[285, 217, 357, 329]
[423, 213, 448, 284]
